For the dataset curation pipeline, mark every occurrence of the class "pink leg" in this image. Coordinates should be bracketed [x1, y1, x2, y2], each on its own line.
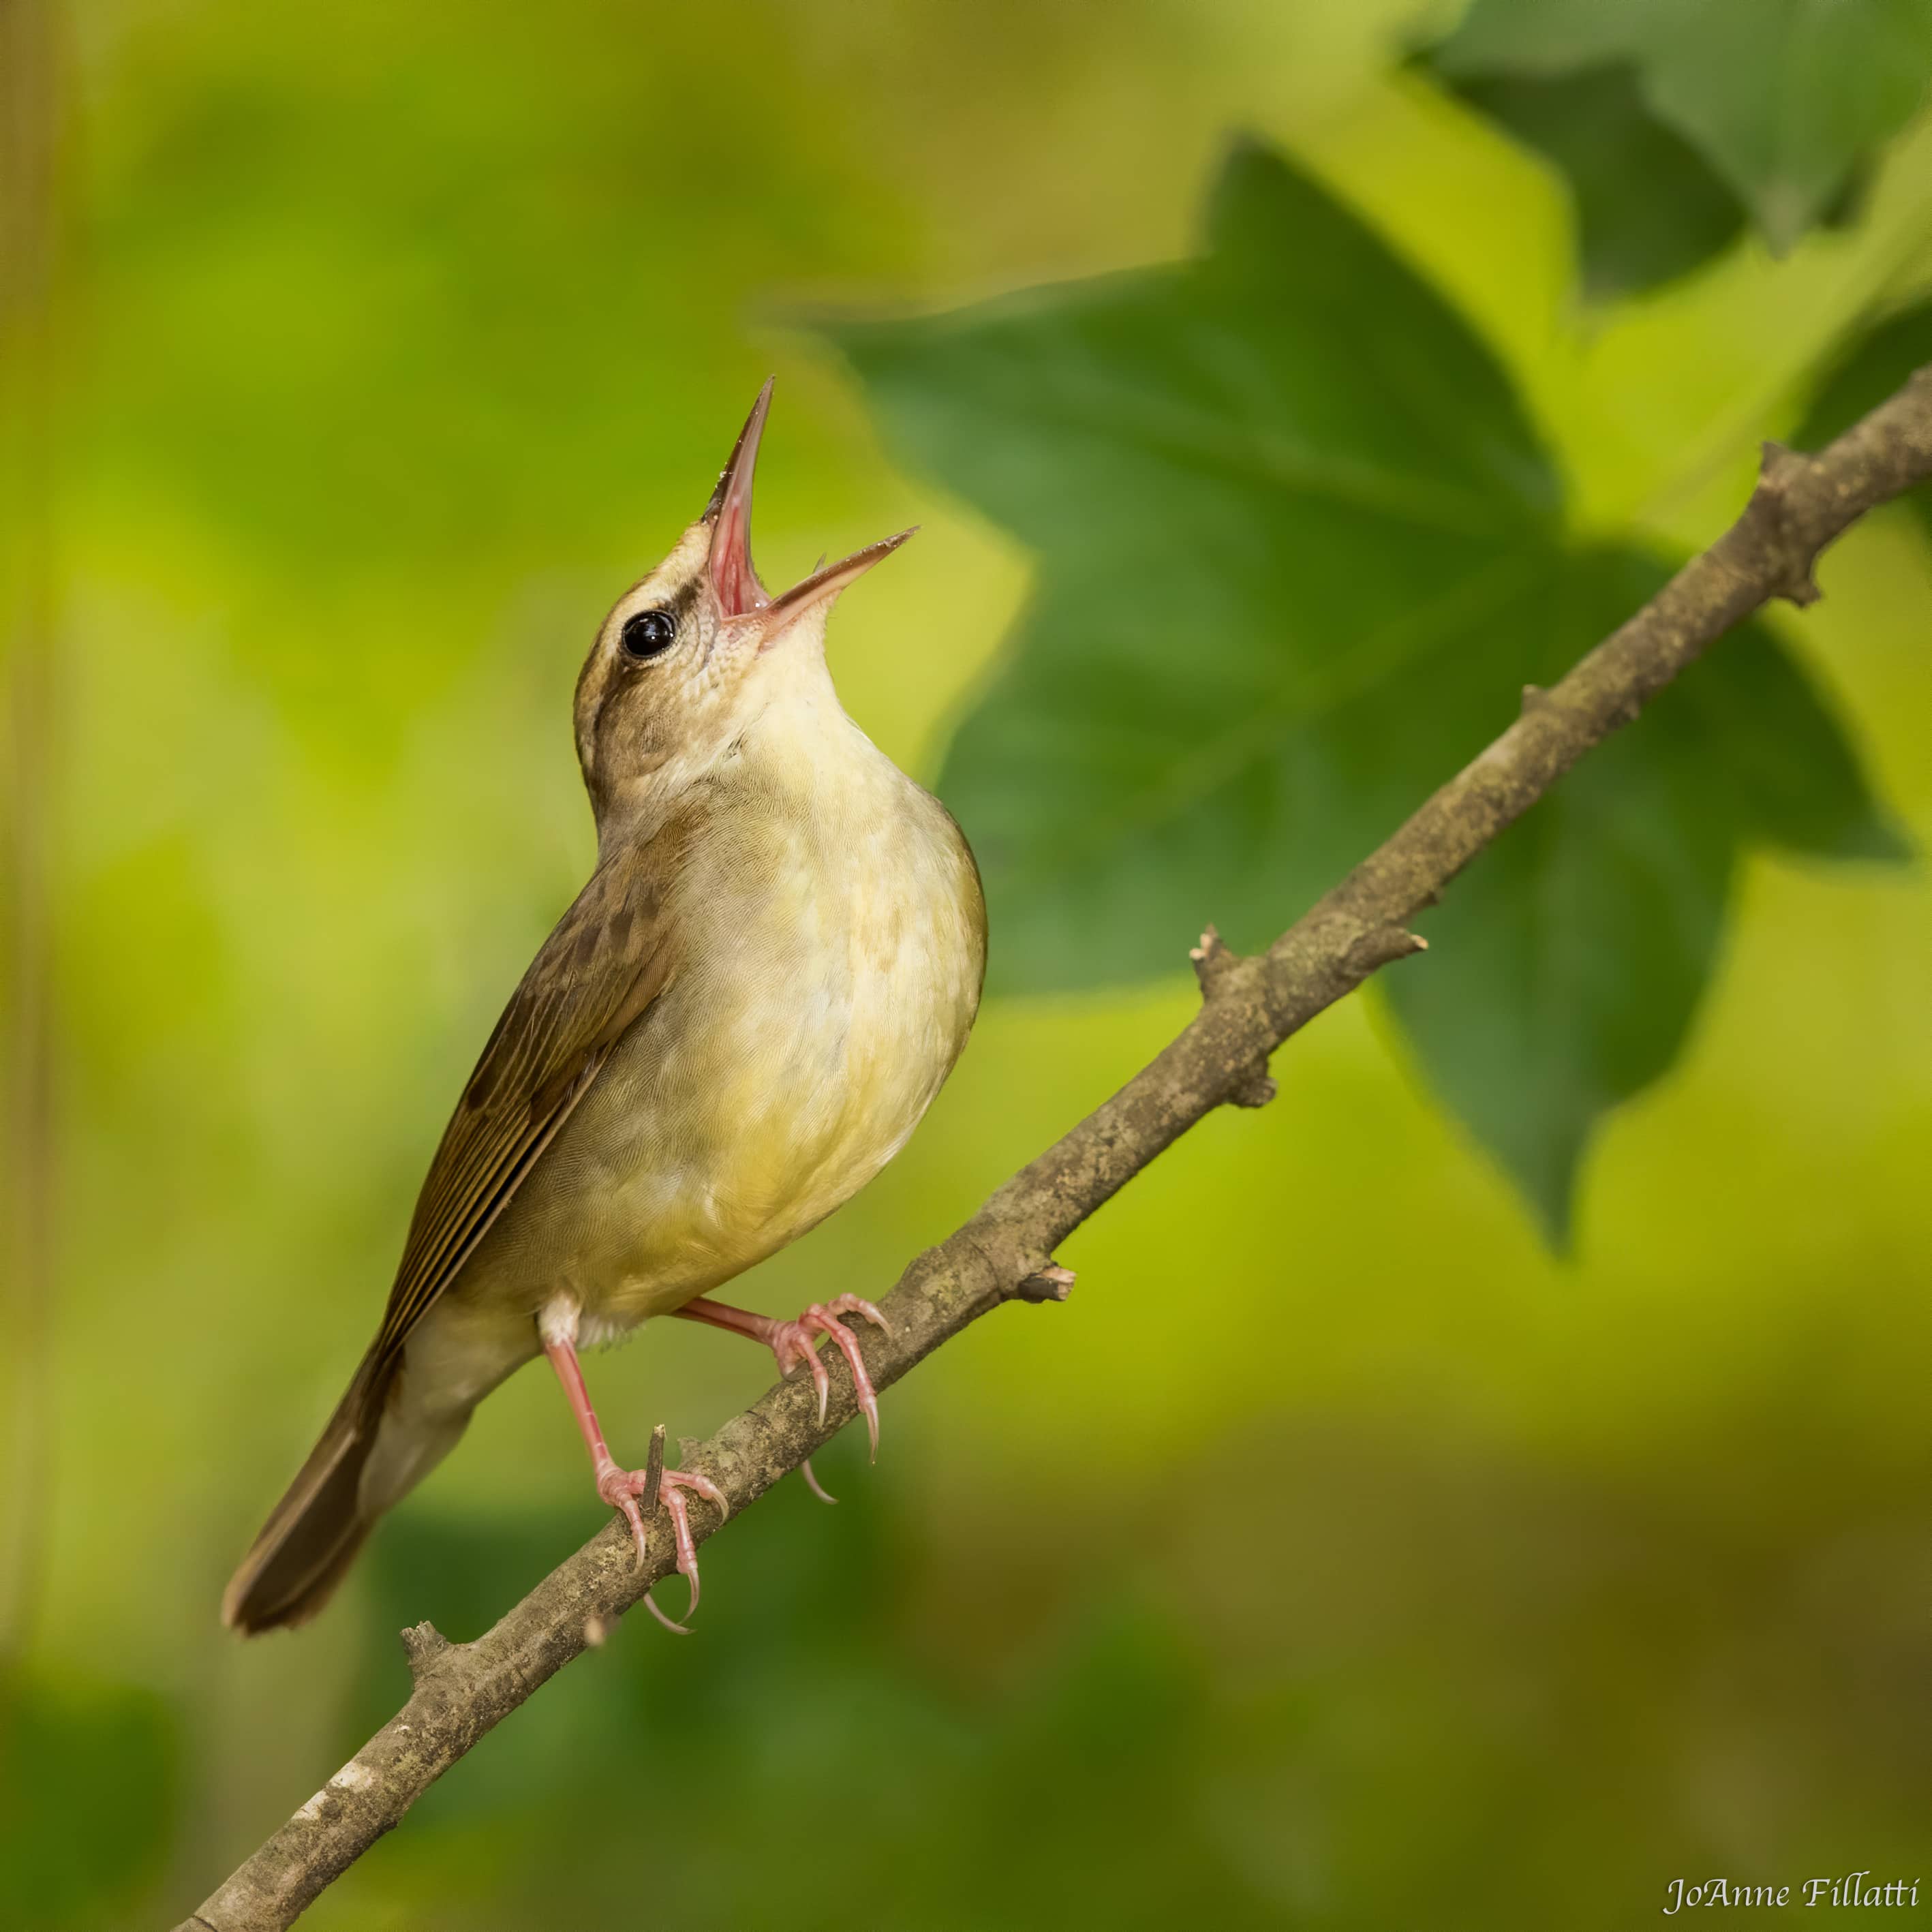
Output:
[540, 1296, 728, 1634]
[675, 1293, 893, 1497]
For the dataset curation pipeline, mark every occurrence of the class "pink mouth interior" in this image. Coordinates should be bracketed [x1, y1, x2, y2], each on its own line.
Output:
[703, 382, 906, 630]
[707, 382, 776, 619]
[709, 494, 769, 618]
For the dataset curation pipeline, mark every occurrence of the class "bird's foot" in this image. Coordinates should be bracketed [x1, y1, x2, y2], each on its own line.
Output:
[595, 1458, 728, 1636]
[766, 1295, 892, 1459]
[672, 1290, 893, 1502]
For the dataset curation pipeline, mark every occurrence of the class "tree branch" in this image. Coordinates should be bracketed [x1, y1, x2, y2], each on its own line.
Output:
[177, 369, 1932, 1932]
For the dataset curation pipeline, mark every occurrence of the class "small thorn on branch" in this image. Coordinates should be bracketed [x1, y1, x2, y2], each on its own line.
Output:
[1521, 682, 1548, 712]
[1009, 1262, 1075, 1304]
[1343, 925, 1429, 977]
[400, 1623, 452, 1681]
[1190, 923, 1244, 996]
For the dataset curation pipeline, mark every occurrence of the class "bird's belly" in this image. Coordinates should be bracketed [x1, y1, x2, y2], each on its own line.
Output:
[454, 864, 979, 1336]
[596, 1004, 927, 1313]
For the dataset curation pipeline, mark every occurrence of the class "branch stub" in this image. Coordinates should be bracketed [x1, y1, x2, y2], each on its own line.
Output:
[1190, 923, 1245, 998]
[399, 1623, 452, 1681]
[1009, 1262, 1076, 1304]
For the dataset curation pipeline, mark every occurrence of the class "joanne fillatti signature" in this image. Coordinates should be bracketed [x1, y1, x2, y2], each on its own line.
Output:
[1665, 1875, 1922, 1914]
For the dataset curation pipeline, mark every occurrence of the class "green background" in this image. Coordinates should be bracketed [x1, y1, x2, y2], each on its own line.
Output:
[6, 1, 1932, 1925]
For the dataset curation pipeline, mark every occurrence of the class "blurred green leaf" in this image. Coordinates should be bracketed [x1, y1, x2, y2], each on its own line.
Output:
[1431, 0, 1932, 252]
[1429, 61, 1747, 298]
[1794, 302, 1932, 542]
[1383, 551, 1910, 1243]
[0, 1666, 177, 1929]
[825, 141, 1903, 1238]
[337, 1502, 1274, 1931]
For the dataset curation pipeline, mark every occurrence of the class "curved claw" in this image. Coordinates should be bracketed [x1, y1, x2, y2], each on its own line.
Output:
[643, 1589, 691, 1636]
[799, 1456, 838, 1505]
[658, 1484, 701, 1619]
[805, 1305, 883, 1460]
[611, 1465, 728, 1630]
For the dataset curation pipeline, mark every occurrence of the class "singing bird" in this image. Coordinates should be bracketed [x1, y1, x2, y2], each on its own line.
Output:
[224, 382, 986, 1636]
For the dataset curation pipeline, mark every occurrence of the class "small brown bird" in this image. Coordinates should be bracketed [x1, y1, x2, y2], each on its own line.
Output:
[224, 382, 986, 1635]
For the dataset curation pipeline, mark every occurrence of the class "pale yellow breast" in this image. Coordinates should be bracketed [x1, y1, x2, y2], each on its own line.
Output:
[457, 699, 985, 1338]
[628, 768, 981, 1286]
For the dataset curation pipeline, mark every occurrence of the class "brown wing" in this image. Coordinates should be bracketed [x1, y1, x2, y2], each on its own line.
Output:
[369, 829, 682, 1365]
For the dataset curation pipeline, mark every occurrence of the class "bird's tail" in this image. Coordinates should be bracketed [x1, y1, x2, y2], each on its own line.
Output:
[221, 1353, 392, 1636]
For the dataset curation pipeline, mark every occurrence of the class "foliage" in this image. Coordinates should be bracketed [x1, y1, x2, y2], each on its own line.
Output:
[826, 143, 1905, 1240]
[1422, 61, 1751, 299]
[1430, 0, 1932, 275]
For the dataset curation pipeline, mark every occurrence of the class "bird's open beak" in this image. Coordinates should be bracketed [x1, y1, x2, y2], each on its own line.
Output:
[704, 380, 773, 618]
[703, 380, 915, 641]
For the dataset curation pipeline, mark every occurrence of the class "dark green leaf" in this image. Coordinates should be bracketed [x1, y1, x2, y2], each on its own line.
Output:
[824, 142, 1903, 1239]
[1384, 552, 1908, 1244]
[1432, 0, 1932, 252]
[829, 138, 1559, 987]
[1794, 302, 1932, 544]
[1429, 61, 1746, 298]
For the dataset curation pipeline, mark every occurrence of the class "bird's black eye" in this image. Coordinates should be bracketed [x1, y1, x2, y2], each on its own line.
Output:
[619, 608, 678, 660]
